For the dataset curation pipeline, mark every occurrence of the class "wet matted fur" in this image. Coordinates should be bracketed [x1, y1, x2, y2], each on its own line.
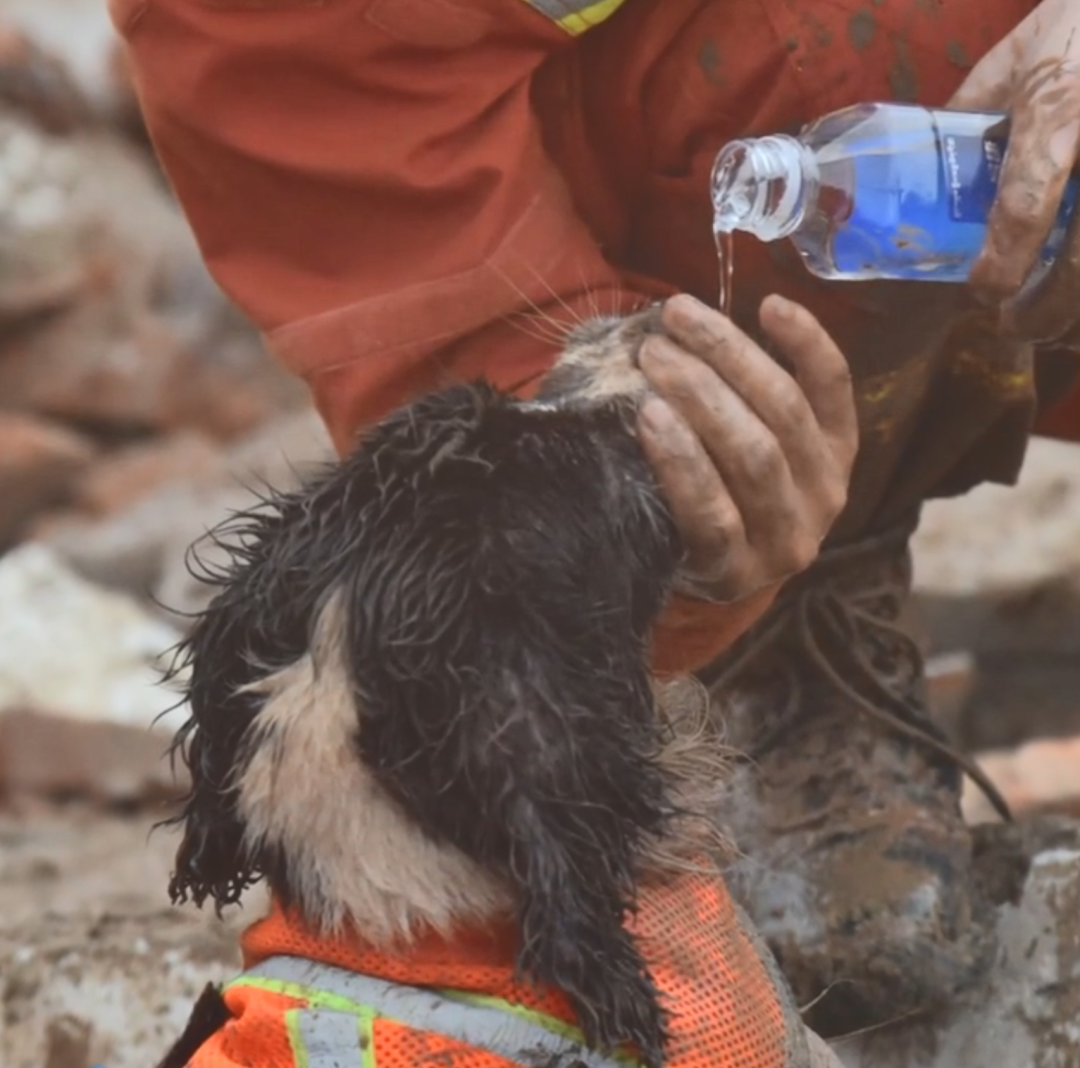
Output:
[163, 310, 729, 1068]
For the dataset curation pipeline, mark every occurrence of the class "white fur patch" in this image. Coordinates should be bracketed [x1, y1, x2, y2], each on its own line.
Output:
[233, 593, 510, 943]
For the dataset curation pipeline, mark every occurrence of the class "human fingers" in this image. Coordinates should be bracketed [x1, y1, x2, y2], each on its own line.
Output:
[658, 294, 833, 480]
[971, 57, 1080, 299]
[636, 393, 752, 588]
[638, 335, 810, 575]
[757, 293, 858, 484]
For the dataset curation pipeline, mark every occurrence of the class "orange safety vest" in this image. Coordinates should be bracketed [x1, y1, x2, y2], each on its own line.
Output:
[184, 869, 835, 1068]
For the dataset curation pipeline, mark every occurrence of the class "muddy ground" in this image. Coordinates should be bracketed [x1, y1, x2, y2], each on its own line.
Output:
[0, 804, 252, 1068]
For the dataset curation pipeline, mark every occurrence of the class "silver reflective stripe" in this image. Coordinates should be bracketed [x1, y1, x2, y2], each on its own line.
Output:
[243, 955, 629, 1068]
[296, 1009, 365, 1068]
[523, 0, 593, 15]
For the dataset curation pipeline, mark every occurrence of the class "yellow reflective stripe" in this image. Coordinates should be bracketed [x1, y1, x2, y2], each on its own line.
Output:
[435, 989, 586, 1046]
[519, 0, 629, 36]
[243, 985, 376, 1068]
[435, 989, 642, 1068]
[231, 977, 582, 1046]
[359, 1010, 376, 1068]
[228, 975, 370, 1015]
[557, 0, 629, 35]
[285, 1009, 309, 1068]
[229, 973, 641, 1068]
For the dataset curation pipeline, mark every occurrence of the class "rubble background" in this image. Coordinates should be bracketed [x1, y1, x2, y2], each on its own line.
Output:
[0, 3, 1076, 1067]
[0, 5, 329, 1065]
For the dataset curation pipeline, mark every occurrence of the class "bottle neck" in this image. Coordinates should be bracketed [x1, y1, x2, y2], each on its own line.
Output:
[711, 134, 817, 241]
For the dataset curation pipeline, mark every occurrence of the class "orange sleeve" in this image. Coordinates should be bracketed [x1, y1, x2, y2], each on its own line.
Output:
[108, 0, 774, 674]
[107, 0, 656, 452]
[651, 583, 779, 676]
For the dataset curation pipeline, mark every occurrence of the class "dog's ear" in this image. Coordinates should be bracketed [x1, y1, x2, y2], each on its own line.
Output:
[162, 458, 370, 911]
[361, 652, 676, 1067]
[343, 388, 683, 1066]
[498, 667, 674, 1068]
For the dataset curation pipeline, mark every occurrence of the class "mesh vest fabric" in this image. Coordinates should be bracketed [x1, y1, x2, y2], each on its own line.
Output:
[185, 870, 823, 1068]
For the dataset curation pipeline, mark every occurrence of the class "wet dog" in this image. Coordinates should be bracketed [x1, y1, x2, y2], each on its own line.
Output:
[158, 307, 743, 1068]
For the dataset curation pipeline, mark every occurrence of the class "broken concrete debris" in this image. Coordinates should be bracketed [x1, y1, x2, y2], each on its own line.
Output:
[832, 819, 1080, 1068]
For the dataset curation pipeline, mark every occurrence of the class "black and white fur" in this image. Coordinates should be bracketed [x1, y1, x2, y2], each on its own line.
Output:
[161, 306, 728, 1068]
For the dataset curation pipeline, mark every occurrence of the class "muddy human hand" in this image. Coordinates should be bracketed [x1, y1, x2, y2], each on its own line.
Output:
[636, 293, 858, 604]
[950, 0, 1080, 347]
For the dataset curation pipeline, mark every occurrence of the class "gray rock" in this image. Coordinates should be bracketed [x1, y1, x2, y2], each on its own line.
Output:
[0, 543, 184, 730]
[832, 818, 1080, 1068]
[38, 408, 334, 623]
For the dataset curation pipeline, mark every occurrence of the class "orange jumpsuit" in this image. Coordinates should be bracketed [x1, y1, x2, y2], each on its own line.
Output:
[108, 0, 1079, 673]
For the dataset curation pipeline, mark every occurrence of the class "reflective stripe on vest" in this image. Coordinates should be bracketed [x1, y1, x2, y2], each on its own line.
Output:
[229, 955, 639, 1068]
[517, 0, 629, 36]
[286, 1007, 368, 1068]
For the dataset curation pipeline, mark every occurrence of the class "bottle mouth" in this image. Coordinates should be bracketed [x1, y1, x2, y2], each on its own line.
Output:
[711, 134, 814, 240]
[711, 144, 757, 233]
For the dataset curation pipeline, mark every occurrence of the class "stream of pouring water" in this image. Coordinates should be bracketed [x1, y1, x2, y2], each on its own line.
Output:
[715, 229, 733, 317]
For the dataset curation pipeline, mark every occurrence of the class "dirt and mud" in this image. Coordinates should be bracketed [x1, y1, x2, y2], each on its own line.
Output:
[0, 805, 253, 1068]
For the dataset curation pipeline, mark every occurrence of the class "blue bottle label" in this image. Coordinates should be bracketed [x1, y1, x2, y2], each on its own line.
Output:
[788, 103, 1078, 282]
[941, 131, 1004, 224]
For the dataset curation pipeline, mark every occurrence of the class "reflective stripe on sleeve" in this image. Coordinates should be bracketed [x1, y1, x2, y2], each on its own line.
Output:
[518, 0, 630, 35]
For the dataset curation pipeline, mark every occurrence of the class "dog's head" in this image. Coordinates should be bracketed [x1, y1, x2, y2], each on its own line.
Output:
[164, 309, 726, 1067]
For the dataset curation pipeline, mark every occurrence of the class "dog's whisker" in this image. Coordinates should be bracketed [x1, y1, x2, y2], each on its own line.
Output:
[502, 253, 588, 328]
[491, 264, 578, 338]
[503, 310, 574, 347]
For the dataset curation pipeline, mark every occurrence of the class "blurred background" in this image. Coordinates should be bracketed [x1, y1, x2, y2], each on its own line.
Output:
[0, 3, 1076, 1067]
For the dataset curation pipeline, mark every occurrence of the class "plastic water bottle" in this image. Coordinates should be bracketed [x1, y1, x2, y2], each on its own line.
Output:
[710, 102, 1079, 284]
